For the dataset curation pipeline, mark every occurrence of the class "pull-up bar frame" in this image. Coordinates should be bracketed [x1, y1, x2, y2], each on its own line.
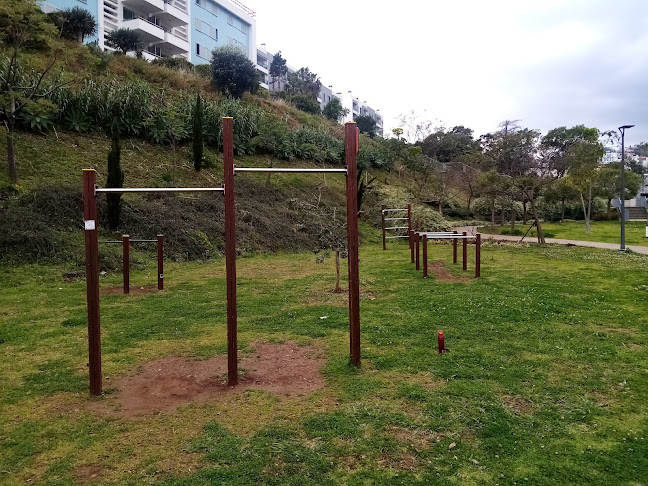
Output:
[381, 204, 412, 250]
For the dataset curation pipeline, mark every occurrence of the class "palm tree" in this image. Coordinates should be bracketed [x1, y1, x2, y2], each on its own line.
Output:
[105, 28, 144, 55]
[63, 7, 97, 44]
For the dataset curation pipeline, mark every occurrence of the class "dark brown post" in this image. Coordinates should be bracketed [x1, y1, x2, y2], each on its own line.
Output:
[410, 230, 415, 263]
[462, 231, 468, 271]
[122, 235, 130, 294]
[223, 117, 238, 386]
[422, 234, 428, 278]
[407, 203, 412, 250]
[381, 204, 386, 250]
[475, 233, 481, 278]
[346, 122, 361, 367]
[157, 234, 164, 290]
[415, 233, 420, 271]
[345, 123, 361, 366]
[83, 169, 102, 396]
[453, 230, 458, 264]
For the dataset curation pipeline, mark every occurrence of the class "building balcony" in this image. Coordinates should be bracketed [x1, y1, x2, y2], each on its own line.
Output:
[159, 0, 189, 26]
[122, 0, 165, 15]
[122, 18, 165, 42]
[152, 31, 189, 55]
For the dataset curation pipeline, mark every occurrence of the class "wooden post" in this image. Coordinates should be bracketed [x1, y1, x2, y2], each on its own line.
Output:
[475, 233, 481, 278]
[410, 230, 415, 263]
[415, 233, 420, 271]
[223, 117, 238, 386]
[381, 205, 386, 250]
[453, 230, 458, 264]
[157, 234, 164, 290]
[346, 122, 361, 367]
[462, 231, 468, 271]
[122, 235, 129, 294]
[83, 169, 102, 396]
[407, 203, 412, 251]
[422, 234, 428, 278]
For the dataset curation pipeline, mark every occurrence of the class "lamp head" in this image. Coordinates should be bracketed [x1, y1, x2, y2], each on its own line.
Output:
[619, 124, 635, 131]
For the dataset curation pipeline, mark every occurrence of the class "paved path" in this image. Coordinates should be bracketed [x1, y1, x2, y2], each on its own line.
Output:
[453, 226, 648, 256]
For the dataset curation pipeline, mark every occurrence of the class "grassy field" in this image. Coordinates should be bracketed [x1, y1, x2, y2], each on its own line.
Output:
[2, 240, 648, 485]
[481, 220, 648, 247]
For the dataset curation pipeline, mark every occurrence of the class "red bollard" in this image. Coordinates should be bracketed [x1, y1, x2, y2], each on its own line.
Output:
[462, 231, 468, 271]
[438, 330, 446, 354]
[122, 235, 130, 294]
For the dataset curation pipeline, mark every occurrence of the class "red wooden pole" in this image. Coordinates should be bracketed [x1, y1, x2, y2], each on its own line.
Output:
[410, 230, 415, 263]
[157, 234, 164, 290]
[381, 204, 386, 250]
[462, 231, 468, 271]
[122, 235, 129, 294]
[83, 169, 102, 396]
[407, 203, 412, 251]
[346, 122, 361, 367]
[422, 234, 428, 278]
[223, 117, 238, 386]
[453, 230, 458, 264]
[475, 233, 481, 278]
[415, 232, 420, 271]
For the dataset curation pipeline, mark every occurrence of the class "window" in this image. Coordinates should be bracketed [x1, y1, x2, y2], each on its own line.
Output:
[196, 0, 217, 15]
[227, 37, 245, 53]
[196, 19, 217, 39]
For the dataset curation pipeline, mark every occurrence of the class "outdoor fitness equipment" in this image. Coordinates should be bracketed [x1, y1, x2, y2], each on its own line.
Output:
[99, 235, 164, 294]
[82, 119, 361, 396]
[410, 230, 482, 278]
[380, 204, 412, 250]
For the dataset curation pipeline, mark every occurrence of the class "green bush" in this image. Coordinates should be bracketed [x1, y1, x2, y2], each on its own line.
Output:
[410, 206, 450, 232]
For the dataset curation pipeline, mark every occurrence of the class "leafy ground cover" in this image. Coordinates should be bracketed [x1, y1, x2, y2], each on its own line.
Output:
[481, 220, 648, 247]
[1, 240, 648, 485]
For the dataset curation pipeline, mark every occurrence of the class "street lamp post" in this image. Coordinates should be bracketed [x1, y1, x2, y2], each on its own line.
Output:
[619, 124, 635, 251]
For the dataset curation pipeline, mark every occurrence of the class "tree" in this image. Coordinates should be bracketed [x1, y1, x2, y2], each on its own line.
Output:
[596, 166, 642, 219]
[192, 94, 203, 171]
[268, 50, 287, 91]
[0, 0, 60, 184]
[322, 97, 348, 121]
[210, 46, 258, 98]
[419, 126, 480, 163]
[392, 127, 404, 140]
[355, 115, 377, 138]
[105, 28, 143, 55]
[633, 142, 648, 157]
[395, 110, 438, 143]
[450, 151, 492, 210]
[543, 177, 579, 222]
[289, 93, 320, 115]
[106, 116, 124, 230]
[285, 67, 321, 99]
[62, 7, 96, 44]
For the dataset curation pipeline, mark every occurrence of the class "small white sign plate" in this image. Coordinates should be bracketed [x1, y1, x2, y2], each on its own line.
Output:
[84, 220, 96, 231]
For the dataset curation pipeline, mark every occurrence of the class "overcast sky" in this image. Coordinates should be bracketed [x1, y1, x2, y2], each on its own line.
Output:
[246, 0, 647, 145]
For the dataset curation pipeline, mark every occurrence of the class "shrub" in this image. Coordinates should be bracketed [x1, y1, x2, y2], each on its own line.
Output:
[151, 57, 194, 73]
[210, 46, 259, 98]
[410, 206, 450, 232]
[289, 94, 320, 115]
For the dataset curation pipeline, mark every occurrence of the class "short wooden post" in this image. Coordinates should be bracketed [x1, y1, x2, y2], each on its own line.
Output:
[475, 233, 481, 278]
[415, 233, 420, 271]
[223, 117, 238, 386]
[345, 122, 361, 367]
[422, 234, 428, 278]
[462, 231, 468, 271]
[410, 230, 415, 263]
[83, 169, 102, 396]
[381, 205, 386, 250]
[122, 235, 130, 294]
[453, 230, 458, 264]
[157, 234, 164, 290]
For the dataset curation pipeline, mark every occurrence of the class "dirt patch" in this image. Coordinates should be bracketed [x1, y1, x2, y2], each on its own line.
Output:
[428, 261, 473, 283]
[75, 464, 103, 483]
[89, 341, 325, 418]
[389, 426, 441, 451]
[62, 271, 84, 282]
[100, 284, 160, 296]
[501, 395, 535, 415]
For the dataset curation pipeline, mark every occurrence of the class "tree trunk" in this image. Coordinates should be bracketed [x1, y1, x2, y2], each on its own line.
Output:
[580, 191, 591, 235]
[335, 250, 341, 292]
[491, 200, 495, 225]
[606, 198, 612, 220]
[7, 127, 17, 184]
[500, 204, 505, 226]
[530, 197, 545, 244]
[78, 31, 83, 44]
[438, 200, 443, 216]
[561, 198, 565, 222]
[523, 201, 528, 224]
[510, 202, 515, 232]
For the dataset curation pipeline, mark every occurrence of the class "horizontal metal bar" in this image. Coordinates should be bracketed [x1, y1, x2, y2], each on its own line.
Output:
[234, 167, 347, 173]
[385, 217, 409, 221]
[420, 235, 476, 239]
[99, 239, 157, 243]
[385, 235, 409, 239]
[382, 209, 408, 212]
[96, 187, 224, 193]
[385, 226, 409, 230]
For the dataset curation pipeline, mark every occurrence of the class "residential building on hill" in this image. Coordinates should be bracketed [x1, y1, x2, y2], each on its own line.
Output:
[40, 0, 256, 64]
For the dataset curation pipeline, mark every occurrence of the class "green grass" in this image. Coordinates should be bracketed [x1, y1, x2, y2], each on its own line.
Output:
[1, 241, 648, 485]
[481, 220, 648, 247]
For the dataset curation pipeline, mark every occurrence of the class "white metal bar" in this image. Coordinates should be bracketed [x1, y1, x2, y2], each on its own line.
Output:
[96, 187, 224, 193]
[234, 167, 347, 173]
[419, 235, 476, 239]
[385, 235, 409, 239]
[382, 209, 408, 212]
[385, 226, 409, 230]
[385, 217, 408, 221]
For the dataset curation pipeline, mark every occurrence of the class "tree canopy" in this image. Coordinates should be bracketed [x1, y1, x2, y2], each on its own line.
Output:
[210, 46, 259, 98]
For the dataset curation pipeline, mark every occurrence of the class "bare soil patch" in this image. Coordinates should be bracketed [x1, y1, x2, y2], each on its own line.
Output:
[501, 395, 535, 415]
[89, 341, 325, 418]
[75, 464, 103, 483]
[100, 284, 160, 296]
[428, 261, 472, 283]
